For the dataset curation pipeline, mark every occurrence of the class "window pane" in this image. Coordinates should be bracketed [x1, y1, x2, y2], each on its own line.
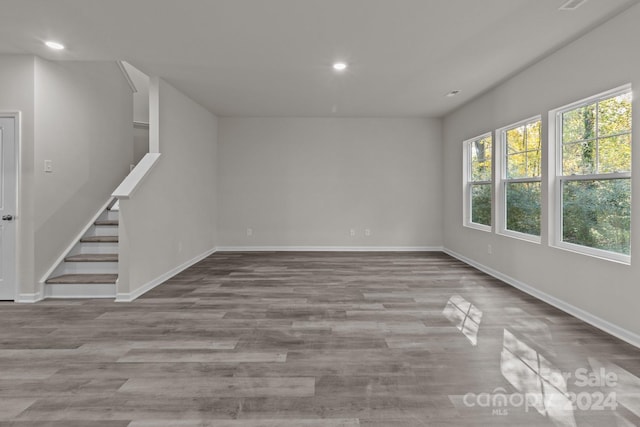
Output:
[506, 182, 541, 236]
[562, 178, 631, 255]
[507, 152, 526, 179]
[471, 184, 491, 226]
[598, 92, 632, 137]
[526, 121, 541, 151]
[563, 103, 596, 143]
[507, 127, 525, 154]
[563, 141, 596, 175]
[526, 148, 542, 177]
[471, 159, 491, 181]
[471, 137, 492, 181]
[599, 134, 631, 174]
[505, 120, 542, 179]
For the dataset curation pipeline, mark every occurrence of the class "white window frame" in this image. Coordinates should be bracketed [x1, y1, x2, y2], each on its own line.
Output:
[496, 116, 542, 244]
[550, 84, 632, 264]
[463, 132, 493, 232]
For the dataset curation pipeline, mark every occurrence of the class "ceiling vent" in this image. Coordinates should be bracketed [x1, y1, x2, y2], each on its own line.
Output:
[559, 0, 588, 11]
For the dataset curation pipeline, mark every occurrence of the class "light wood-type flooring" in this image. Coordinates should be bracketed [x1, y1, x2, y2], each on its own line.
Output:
[2, 252, 639, 426]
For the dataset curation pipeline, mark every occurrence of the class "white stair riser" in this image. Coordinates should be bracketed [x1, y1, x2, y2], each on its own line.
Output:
[44, 283, 116, 298]
[58, 262, 118, 275]
[86, 225, 119, 237]
[99, 210, 119, 221]
[73, 242, 119, 254]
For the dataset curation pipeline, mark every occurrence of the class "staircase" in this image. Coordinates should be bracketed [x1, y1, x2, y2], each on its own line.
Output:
[44, 202, 119, 298]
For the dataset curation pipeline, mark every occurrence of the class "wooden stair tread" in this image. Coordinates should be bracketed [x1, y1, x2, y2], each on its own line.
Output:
[65, 254, 118, 262]
[80, 235, 118, 243]
[46, 274, 117, 284]
[94, 220, 118, 226]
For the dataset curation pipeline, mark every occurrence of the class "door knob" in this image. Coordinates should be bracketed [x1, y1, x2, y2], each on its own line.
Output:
[2, 215, 13, 221]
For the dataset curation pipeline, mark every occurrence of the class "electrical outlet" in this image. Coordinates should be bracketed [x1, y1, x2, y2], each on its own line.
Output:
[350, 228, 356, 237]
[365, 228, 371, 237]
[246, 227, 253, 237]
[487, 244, 492, 255]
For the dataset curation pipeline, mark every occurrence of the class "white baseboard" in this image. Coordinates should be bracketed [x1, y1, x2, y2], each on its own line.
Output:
[16, 291, 44, 303]
[115, 248, 217, 302]
[215, 246, 443, 252]
[443, 248, 640, 350]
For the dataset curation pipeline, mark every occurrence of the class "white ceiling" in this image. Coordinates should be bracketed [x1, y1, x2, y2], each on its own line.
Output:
[1, 0, 638, 117]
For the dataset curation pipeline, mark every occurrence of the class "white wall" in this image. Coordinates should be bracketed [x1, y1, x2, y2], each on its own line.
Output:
[133, 125, 149, 164]
[0, 55, 36, 297]
[122, 61, 150, 124]
[443, 4, 640, 336]
[218, 117, 442, 249]
[118, 78, 217, 298]
[123, 62, 149, 165]
[33, 59, 134, 282]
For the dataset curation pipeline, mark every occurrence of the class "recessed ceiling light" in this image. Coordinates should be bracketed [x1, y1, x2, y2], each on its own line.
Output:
[333, 62, 348, 71]
[446, 90, 461, 97]
[45, 40, 65, 50]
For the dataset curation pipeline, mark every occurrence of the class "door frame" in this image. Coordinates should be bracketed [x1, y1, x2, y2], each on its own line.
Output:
[0, 112, 20, 302]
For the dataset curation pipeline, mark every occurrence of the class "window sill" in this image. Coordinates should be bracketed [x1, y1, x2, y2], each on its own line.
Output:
[551, 241, 631, 265]
[464, 222, 492, 233]
[498, 229, 541, 244]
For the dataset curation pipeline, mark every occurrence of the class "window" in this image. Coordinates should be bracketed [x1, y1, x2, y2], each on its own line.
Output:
[498, 117, 542, 241]
[554, 86, 632, 262]
[464, 133, 493, 231]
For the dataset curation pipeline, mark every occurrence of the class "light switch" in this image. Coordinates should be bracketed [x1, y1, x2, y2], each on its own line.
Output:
[44, 160, 53, 173]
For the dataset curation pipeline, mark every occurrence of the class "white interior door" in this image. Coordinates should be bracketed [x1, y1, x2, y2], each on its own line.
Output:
[0, 117, 17, 300]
